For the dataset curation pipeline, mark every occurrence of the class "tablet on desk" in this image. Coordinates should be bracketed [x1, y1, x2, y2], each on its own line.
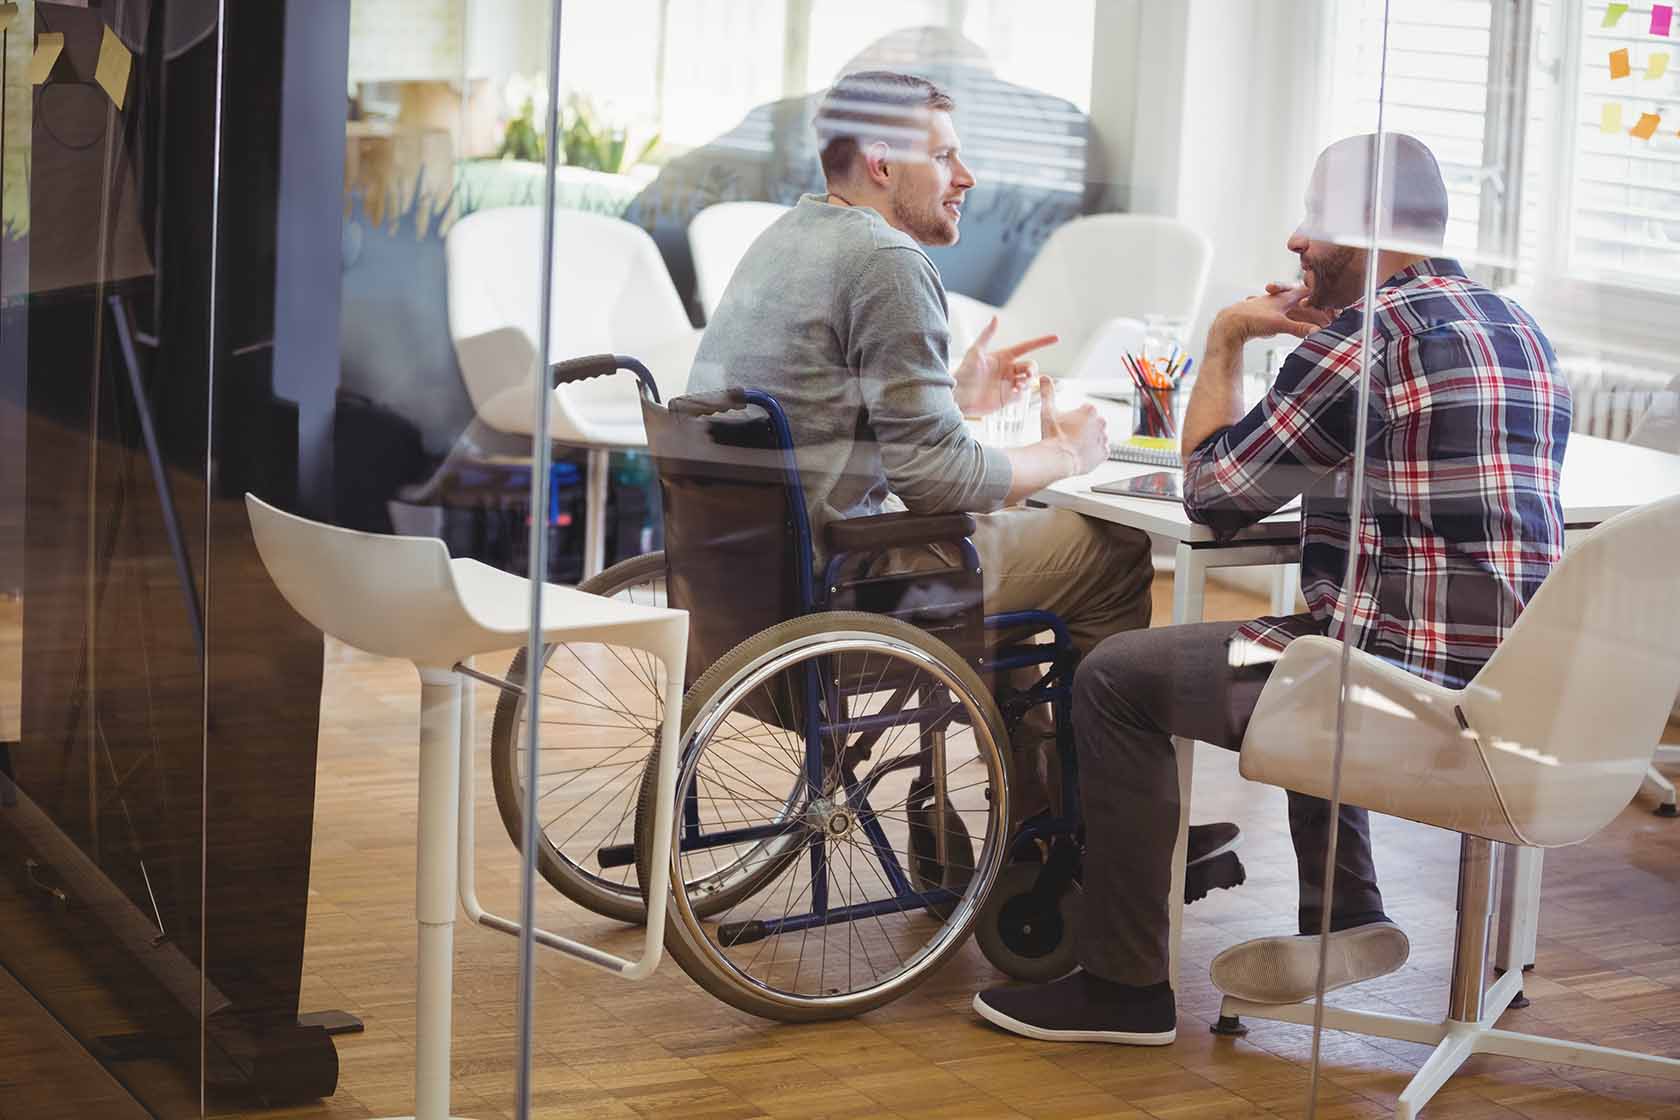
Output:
[1091, 471, 1182, 502]
[1091, 472, 1304, 513]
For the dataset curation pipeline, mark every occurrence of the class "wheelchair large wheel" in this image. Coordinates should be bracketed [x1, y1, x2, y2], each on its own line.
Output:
[635, 611, 1011, 1021]
[490, 552, 799, 923]
[490, 551, 673, 923]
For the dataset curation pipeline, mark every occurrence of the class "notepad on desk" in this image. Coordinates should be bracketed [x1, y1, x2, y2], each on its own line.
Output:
[1108, 436, 1181, 468]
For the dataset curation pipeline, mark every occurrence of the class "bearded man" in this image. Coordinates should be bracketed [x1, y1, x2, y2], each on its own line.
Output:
[974, 132, 1570, 1046]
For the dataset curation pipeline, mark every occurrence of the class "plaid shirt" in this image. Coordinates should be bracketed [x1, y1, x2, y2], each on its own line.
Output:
[1183, 259, 1572, 687]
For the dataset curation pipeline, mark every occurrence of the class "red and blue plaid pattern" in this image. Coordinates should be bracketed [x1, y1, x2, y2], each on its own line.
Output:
[1183, 259, 1572, 687]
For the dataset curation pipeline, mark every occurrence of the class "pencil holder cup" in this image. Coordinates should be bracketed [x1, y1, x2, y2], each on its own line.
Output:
[1132, 383, 1180, 439]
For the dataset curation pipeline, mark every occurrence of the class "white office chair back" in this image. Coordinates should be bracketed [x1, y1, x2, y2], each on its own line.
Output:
[246, 494, 478, 666]
[999, 214, 1212, 376]
[688, 201, 790, 321]
[445, 206, 692, 430]
[1463, 493, 1680, 845]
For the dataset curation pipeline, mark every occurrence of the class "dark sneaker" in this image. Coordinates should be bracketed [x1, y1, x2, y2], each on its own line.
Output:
[1209, 921, 1410, 1004]
[1185, 822, 1245, 904]
[1187, 822, 1240, 865]
[973, 970, 1177, 1045]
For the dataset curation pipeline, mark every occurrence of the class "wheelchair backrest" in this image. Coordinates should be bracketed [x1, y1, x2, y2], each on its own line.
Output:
[641, 388, 814, 687]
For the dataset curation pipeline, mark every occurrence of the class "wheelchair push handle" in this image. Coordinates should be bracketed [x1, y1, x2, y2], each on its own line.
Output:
[550, 353, 661, 403]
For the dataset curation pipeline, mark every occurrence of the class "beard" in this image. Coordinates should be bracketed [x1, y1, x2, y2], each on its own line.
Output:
[889, 180, 960, 247]
[1301, 244, 1363, 311]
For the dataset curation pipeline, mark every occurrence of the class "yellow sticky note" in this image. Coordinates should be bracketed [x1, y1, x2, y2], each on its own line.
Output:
[1603, 2, 1628, 26]
[95, 25, 133, 110]
[1601, 102, 1625, 133]
[0, 3, 19, 34]
[30, 32, 64, 84]
[1609, 48, 1631, 79]
[1631, 112, 1662, 140]
[1649, 52, 1671, 80]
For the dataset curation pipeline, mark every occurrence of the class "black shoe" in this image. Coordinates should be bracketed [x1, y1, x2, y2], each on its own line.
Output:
[1184, 822, 1245, 904]
[1187, 822, 1240, 865]
[973, 970, 1177, 1045]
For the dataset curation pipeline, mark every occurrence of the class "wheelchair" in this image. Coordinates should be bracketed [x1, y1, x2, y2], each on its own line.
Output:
[488, 354, 1241, 1021]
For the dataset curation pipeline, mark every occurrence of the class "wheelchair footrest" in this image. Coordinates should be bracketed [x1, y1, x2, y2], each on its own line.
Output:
[1184, 850, 1246, 905]
[597, 842, 636, 869]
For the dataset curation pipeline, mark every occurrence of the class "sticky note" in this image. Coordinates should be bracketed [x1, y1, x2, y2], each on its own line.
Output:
[1650, 51, 1671, 78]
[0, 3, 19, 34]
[1654, 4, 1674, 36]
[1631, 111, 1662, 139]
[1610, 47, 1632, 78]
[95, 25, 133, 110]
[1603, 2, 1628, 26]
[1601, 102, 1625, 132]
[29, 32, 64, 84]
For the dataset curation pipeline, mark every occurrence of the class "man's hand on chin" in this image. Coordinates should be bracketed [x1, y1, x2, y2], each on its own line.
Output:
[1213, 284, 1335, 347]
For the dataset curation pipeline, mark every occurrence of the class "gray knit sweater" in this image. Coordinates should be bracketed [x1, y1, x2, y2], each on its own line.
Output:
[687, 195, 1012, 550]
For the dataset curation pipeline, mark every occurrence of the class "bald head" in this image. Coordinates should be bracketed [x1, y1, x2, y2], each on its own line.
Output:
[1301, 132, 1450, 248]
[1284, 134, 1449, 313]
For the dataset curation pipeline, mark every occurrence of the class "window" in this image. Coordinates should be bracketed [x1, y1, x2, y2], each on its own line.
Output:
[549, 0, 1097, 156]
[1564, 1, 1680, 289]
[1322, 0, 1680, 329]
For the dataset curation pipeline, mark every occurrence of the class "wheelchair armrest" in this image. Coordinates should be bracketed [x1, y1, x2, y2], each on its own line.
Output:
[824, 512, 978, 556]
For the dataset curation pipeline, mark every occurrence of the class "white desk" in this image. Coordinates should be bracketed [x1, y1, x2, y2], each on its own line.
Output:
[1029, 415, 1680, 990]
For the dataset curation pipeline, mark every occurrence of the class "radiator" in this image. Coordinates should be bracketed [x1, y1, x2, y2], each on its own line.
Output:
[1556, 358, 1676, 442]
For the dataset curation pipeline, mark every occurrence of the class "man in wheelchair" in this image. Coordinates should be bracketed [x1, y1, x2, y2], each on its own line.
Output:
[974, 135, 1570, 1045]
[686, 69, 1247, 906]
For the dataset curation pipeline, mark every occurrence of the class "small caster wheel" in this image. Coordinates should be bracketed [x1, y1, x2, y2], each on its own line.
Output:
[1509, 990, 1531, 1009]
[976, 863, 1081, 982]
[1656, 803, 1679, 818]
[1211, 1014, 1248, 1037]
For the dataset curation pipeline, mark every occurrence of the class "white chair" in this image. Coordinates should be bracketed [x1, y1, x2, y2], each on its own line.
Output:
[1629, 375, 1680, 815]
[1222, 494, 1680, 1119]
[245, 494, 687, 1120]
[446, 206, 703, 578]
[688, 200, 791, 321]
[991, 213, 1213, 380]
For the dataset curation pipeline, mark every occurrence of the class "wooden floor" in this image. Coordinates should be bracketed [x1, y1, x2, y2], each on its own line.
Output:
[6, 572, 1672, 1119]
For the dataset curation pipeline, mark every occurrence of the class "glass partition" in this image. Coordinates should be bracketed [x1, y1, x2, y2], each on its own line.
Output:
[1294, 2, 1680, 1117]
[10, 2, 1677, 1118]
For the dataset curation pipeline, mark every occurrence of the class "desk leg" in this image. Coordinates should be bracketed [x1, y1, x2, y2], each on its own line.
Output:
[1270, 563, 1300, 615]
[584, 446, 610, 581]
[1166, 543, 1209, 990]
[1172, 542, 1207, 627]
[1495, 845, 1542, 976]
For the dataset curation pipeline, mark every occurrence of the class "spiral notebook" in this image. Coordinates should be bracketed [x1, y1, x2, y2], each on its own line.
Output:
[1107, 436, 1181, 468]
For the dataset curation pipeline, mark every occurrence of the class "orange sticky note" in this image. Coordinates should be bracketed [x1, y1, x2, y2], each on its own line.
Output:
[1609, 48, 1632, 79]
[29, 32, 64, 84]
[1601, 102, 1625, 133]
[1603, 2, 1628, 27]
[0, 3, 19, 34]
[1631, 112, 1662, 139]
[1649, 52, 1671, 79]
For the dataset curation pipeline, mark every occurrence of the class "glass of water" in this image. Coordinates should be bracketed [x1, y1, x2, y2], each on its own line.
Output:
[984, 390, 1034, 445]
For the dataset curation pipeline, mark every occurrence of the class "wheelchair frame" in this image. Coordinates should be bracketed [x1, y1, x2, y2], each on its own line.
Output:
[564, 357, 1081, 967]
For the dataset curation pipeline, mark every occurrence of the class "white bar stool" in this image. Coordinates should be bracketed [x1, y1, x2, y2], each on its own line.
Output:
[246, 494, 687, 1120]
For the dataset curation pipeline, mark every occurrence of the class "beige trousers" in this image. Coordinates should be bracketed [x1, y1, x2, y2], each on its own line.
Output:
[876, 505, 1155, 817]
